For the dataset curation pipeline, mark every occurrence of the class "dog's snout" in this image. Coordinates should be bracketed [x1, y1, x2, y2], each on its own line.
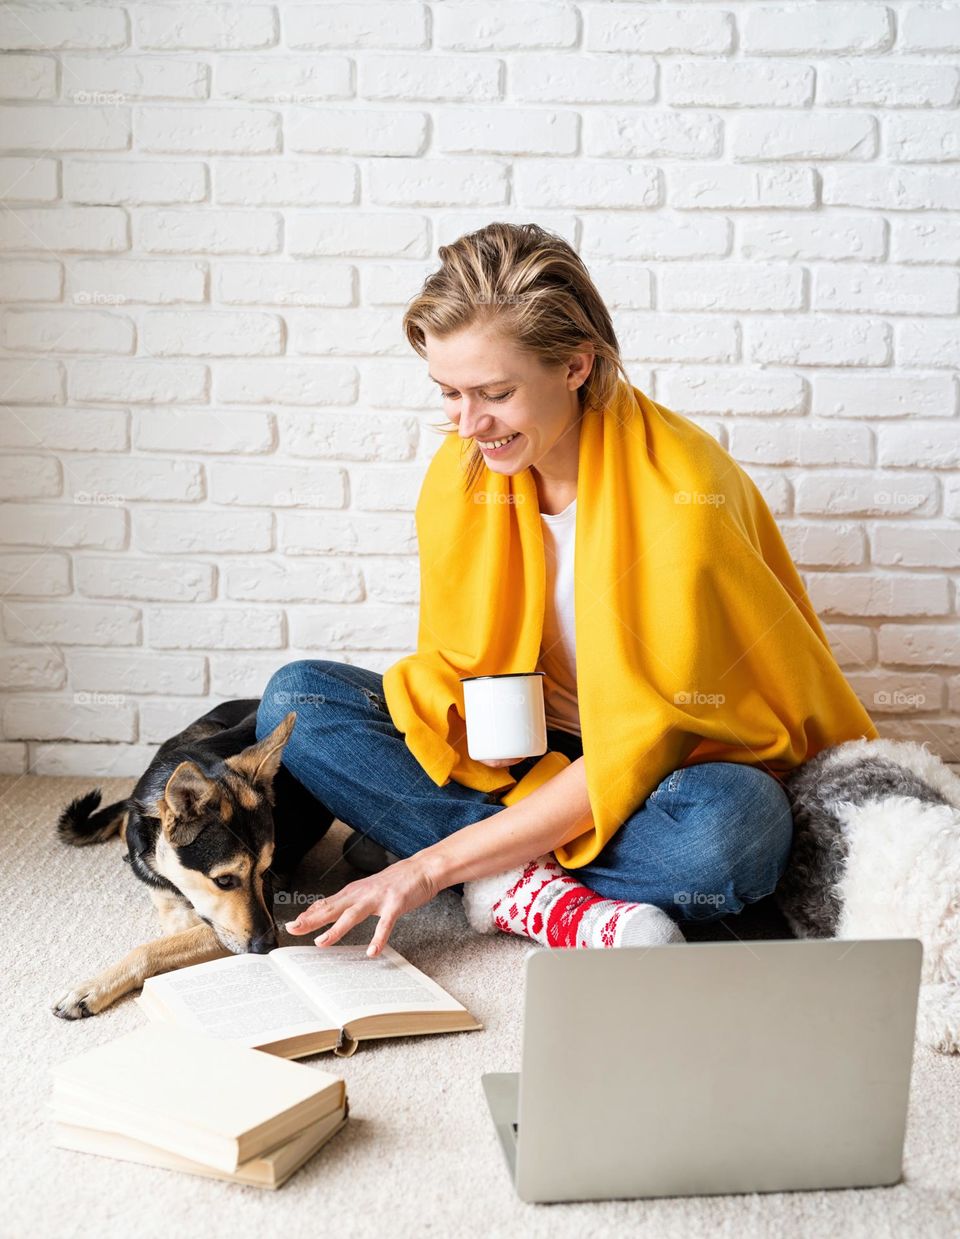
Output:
[249, 926, 277, 954]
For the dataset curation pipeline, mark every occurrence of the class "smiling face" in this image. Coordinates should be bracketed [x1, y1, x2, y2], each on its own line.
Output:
[425, 325, 594, 502]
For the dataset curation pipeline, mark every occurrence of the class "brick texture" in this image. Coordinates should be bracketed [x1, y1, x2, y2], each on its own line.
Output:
[0, 1, 957, 773]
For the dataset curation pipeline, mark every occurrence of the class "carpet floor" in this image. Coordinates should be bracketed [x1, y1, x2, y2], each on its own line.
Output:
[4, 772, 960, 1239]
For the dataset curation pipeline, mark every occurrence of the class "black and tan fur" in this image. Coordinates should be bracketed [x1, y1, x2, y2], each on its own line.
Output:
[52, 699, 333, 1019]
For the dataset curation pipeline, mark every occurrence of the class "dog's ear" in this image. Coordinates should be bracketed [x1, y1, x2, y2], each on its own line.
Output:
[226, 712, 296, 790]
[162, 760, 217, 847]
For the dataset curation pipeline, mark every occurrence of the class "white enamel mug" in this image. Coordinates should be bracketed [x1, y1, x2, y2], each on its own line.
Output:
[459, 671, 548, 763]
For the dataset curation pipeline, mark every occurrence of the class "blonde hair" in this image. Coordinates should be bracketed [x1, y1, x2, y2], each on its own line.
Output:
[402, 221, 630, 491]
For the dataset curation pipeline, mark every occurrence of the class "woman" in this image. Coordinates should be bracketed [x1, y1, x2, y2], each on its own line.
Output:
[255, 222, 878, 958]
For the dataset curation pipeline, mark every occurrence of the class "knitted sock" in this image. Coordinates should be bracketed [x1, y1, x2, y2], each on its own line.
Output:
[461, 854, 684, 949]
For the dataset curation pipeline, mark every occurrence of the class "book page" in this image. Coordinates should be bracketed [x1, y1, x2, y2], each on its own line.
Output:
[270, 944, 469, 1025]
[139, 953, 337, 1046]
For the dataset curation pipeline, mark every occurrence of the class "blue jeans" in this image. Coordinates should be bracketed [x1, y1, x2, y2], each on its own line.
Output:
[255, 659, 795, 925]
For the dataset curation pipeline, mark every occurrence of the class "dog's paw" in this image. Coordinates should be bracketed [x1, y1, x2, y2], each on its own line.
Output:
[52, 981, 104, 1020]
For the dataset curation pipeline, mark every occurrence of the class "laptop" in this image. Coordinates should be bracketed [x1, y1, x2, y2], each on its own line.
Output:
[482, 938, 922, 1204]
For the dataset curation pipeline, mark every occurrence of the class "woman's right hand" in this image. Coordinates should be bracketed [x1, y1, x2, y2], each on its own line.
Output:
[484, 757, 524, 768]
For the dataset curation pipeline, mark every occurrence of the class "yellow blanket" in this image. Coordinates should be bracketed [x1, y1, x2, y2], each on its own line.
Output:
[383, 380, 878, 868]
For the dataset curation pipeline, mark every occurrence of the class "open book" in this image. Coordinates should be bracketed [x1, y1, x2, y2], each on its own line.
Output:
[135, 943, 482, 1058]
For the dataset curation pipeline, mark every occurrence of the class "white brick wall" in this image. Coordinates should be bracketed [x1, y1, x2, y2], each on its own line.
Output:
[0, 0, 958, 775]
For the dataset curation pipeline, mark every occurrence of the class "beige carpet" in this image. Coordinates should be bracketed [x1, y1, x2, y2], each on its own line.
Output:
[5, 772, 960, 1239]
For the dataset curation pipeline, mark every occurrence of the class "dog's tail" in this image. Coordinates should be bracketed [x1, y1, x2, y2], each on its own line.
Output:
[57, 789, 126, 847]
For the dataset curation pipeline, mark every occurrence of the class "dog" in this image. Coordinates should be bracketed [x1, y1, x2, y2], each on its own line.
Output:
[51, 699, 333, 1020]
[777, 736, 960, 1054]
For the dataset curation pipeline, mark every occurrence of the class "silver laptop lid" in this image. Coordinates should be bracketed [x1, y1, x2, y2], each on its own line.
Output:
[516, 939, 922, 1204]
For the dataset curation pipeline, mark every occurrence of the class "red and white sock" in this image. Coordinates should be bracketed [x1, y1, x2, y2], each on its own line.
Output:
[461, 854, 684, 949]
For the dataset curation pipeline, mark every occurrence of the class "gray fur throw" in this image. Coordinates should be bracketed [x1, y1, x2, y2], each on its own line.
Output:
[776, 737, 960, 1054]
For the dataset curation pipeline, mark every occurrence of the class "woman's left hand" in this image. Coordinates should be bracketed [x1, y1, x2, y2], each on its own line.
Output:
[283, 855, 441, 957]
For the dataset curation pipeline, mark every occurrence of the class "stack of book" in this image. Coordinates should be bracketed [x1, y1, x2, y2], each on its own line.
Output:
[51, 1023, 348, 1189]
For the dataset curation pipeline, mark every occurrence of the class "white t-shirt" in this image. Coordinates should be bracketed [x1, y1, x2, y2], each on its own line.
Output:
[536, 497, 580, 736]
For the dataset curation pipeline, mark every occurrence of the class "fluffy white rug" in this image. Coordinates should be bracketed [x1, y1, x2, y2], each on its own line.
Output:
[777, 739, 960, 1054]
